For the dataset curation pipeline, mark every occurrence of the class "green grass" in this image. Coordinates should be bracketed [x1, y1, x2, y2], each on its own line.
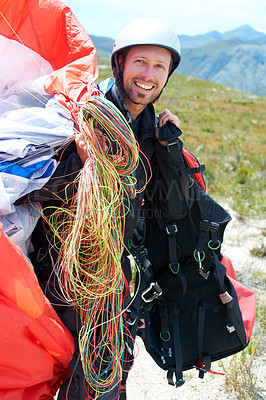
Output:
[97, 63, 266, 217]
[218, 337, 258, 399]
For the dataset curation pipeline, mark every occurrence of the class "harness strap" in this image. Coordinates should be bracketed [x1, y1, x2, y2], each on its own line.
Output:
[158, 302, 185, 388]
[212, 251, 229, 294]
[166, 223, 187, 296]
[166, 223, 179, 273]
[208, 222, 221, 250]
[159, 301, 171, 355]
[119, 382, 127, 400]
[184, 165, 205, 176]
[126, 249, 152, 333]
[170, 312, 185, 387]
[196, 302, 220, 379]
[197, 219, 210, 252]
[120, 248, 154, 398]
[166, 138, 187, 176]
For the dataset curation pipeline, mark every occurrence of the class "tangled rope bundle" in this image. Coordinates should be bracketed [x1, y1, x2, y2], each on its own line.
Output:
[46, 96, 143, 397]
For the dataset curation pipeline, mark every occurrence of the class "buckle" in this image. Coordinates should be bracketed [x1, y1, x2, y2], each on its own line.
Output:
[165, 223, 178, 235]
[210, 222, 219, 233]
[166, 138, 180, 152]
[126, 308, 138, 326]
[226, 324, 236, 333]
[141, 282, 162, 303]
[199, 219, 210, 232]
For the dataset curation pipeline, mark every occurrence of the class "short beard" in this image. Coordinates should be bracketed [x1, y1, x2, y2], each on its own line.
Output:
[125, 85, 158, 106]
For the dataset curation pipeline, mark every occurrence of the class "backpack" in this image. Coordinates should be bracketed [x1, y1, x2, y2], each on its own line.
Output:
[121, 122, 256, 396]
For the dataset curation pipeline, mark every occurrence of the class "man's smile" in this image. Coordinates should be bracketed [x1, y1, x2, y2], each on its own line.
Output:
[134, 81, 154, 91]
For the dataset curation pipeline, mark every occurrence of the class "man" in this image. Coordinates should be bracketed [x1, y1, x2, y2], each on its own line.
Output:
[29, 18, 182, 399]
[77, 17, 181, 250]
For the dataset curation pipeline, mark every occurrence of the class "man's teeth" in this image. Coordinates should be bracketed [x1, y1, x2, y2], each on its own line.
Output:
[135, 82, 153, 90]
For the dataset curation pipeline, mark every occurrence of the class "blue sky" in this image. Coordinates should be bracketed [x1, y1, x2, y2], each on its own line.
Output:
[63, 0, 266, 39]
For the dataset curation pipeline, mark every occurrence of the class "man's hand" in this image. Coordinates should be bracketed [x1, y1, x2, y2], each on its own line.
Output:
[75, 128, 108, 164]
[158, 108, 180, 128]
[75, 133, 89, 165]
[156, 109, 180, 146]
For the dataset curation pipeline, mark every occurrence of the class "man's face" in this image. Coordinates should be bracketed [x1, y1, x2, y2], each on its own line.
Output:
[119, 45, 171, 119]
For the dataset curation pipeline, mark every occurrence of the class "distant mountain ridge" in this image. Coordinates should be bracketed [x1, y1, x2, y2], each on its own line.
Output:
[179, 24, 265, 48]
[90, 25, 266, 97]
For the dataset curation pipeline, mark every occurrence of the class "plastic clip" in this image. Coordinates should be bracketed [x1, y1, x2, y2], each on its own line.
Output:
[166, 223, 178, 235]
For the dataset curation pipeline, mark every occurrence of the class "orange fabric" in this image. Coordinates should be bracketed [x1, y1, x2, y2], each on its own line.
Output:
[182, 149, 206, 191]
[221, 252, 256, 342]
[220, 252, 237, 280]
[0, 0, 97, 71]
[0, 224, 74, 399]
[0, 1, 99, 396]
[0, 0, 99, 126]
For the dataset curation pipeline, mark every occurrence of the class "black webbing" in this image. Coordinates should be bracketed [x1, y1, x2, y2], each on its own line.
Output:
[167, 312, 185, 387]
[166, 223, 187, 297]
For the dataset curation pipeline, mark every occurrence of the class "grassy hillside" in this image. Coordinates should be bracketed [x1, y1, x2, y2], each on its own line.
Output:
[97, 62, 266, 217]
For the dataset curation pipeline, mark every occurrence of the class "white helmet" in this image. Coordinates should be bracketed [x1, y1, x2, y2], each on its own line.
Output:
[111, 18, 181, 79]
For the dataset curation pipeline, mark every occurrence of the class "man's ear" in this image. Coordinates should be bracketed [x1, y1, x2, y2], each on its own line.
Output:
[118, 54, 124, 71]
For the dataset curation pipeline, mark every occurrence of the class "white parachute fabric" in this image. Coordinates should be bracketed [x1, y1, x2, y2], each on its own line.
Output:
[0, 97, 74, 251]
[0, 34, 53, 114]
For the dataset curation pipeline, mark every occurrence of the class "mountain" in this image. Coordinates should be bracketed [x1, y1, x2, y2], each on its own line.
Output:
[178, 25, 265, 48]
[90, 25, 266, 97]
[178, 41, 266, 97]
[221, 24, 264, 41]
[89, 35, 114, 54]
[179, 31, 222, 49]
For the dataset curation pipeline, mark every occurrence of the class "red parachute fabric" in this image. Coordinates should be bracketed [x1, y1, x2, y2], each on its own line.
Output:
[0, 0, 97, 71]
[0, 0, 101, 397]
[0, 0, 99, 124]
[221, 252, 256, 342]
[183, 149, 206, 191]
[0, 223, 74, 399]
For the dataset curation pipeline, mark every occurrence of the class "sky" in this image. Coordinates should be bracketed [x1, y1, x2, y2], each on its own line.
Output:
[63, 0, 266, 39]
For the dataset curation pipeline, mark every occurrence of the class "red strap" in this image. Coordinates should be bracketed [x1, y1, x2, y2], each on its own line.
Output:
[197, 361, 225, 376]
[209, 370, 225, 376]
[182, 149, 206, 191]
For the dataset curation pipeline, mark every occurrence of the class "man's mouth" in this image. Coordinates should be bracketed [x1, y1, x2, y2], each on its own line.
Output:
[135, 81, 154, 90]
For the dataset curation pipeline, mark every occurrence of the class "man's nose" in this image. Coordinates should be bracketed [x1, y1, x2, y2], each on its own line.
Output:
[140, 63, 154, 80]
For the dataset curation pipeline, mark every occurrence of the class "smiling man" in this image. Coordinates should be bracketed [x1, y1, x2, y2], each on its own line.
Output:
[68, 18, 182, 399]
[119, 45, 172, 118]
[77, 18, 182, 249]
[31, 18, 183, 400]
[110, 18, 181, 124]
